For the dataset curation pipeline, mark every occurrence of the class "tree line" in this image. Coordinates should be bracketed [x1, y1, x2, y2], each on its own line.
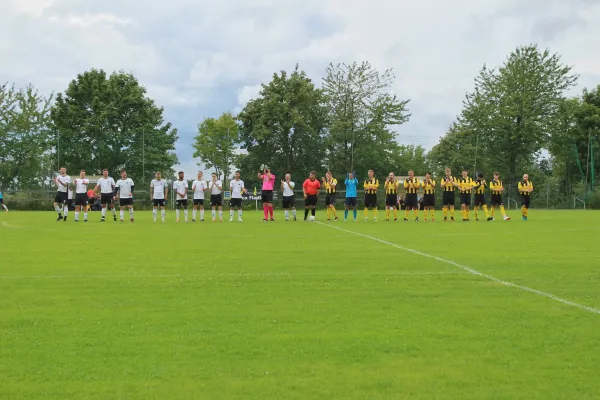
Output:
[1, 44, 598, 208]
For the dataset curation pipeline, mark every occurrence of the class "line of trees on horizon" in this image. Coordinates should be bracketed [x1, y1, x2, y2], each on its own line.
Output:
[1, 44, 598, 208]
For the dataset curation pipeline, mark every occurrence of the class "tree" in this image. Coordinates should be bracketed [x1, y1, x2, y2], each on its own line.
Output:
[50, 69, 178, 186]
[0, 83, 53, 190]
[460, 45, 578, 186]
[238, 65, 328, 180]
[427, 122, 480, 178]
[322, 61, 410, 176]
[193, 113, 238, 187]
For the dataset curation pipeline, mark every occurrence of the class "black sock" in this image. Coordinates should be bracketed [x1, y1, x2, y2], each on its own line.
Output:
[304, 209, 309, 219]
[311, 208, 316, 216]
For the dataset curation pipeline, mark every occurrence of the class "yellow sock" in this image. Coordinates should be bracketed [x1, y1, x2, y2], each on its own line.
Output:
[465, 208, 470, 220]
[374, 209, 378, 218]
[443, 207, 448, 217]
[521, 206, 525, 216]
[364, 208, 368, 218]
[474, 206, 479, 220]
[450, 207, 455, 217]
[404, 209, 409, 219]
[500, 205, 506, 217]
[326, 208, 330, 219]
[413, 209, 418, 218]
[490, 206, 495, 217]
[386, 208, 390, 219]
[430, 209, 435, 220]
[393, 208, 398, 219]
[483, 205, 489, 218]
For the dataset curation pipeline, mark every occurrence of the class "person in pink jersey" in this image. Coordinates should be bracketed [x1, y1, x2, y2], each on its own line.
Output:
[258, 166, 276, 221]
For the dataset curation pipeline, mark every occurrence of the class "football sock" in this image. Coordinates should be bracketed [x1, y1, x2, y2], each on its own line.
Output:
[238, 210, 242, 219]
[285, 210, 289, 219]
[364, 208, 368, 218]
[374, 209, 378, 218]
[219, 210, 223, 220]
[2, 204, 7, 211]
[465, 208, 470, 219]
[161, 209, 166, 221]
[521, 206, 526, 216]
[176, 209, 180, 219]
[200, 209, 205, 220]
[193, 209, 197, 220]
[269, 205, 274, 219]
[230, 210, 234, 218]
[450, 207, 455, 217]
[490, 206, 495, 217]
[54, 204, 62, 214]
[152, 208, 157, 220]
[304, 209, 309, 219]
[263, 205, 268, 220]
[474, 206, 479, 219]
[327, 208, 331, 219]
[405, 209, 409, 219]
[500, 205, 506, 217]
[75, 211, 79, 221]
[102, 208, 107, 218]
[184, 209, 188, 220]
[128, 209, 133, 219]
[353, 210, 357, 219]
[344, 210, 348, 219]
[443, 207, 448, 217]
[483, 205, 489, 218]
[111, 207, 116, 217]
[394, 208, 398, 219]
[524, 207, 529, 217]
[311, 208, 316, 217]
[212, 210, 216, 220]
[292, 209, 296, 218]
[461, 209, 466, 219]
[120, 210, 125, 220]
[386, 209, 390, 219]
[84, 212, 88, 220]
[332, 208, 337, 218]
[413, 209, 418, 218]
[63, 205, 69, 218]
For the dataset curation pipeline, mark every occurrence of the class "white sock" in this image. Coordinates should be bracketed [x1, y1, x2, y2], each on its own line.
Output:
[184, 209, 188, 220]
[63, 205, 69, 217]
[292, 209, 296, 217]
[176, 209, 180, 219]
[84, 212, 88, 221]
[212, 210, 216, 219]
[75, 211, 79, 221]
[2, 205, 7, 211]
[120, 210, 125, 220]
[193, 209, 197, 220]
[152, 208, 157, 220]
[111, 208, 116, 217]
[54, 204, 61, 213]
[238, 210, 242, 219]
[230, 210, 234, 218]
[102, 208, 106, 218]
[129, 208, 134, 219]
[285, 210, 289, 219]
[161, 209, 166, 221]
[219, 210, 223, 220]
[200, 209, 205, 220]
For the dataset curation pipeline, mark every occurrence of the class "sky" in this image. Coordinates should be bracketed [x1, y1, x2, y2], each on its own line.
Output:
[2, 0, 600, 178]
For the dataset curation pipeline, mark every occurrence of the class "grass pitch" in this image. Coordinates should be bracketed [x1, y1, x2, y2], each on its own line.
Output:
[1, 210, 599, 399]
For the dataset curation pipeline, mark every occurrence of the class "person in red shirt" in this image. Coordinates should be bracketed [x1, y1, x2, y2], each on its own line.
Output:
[302, 170, 321, 221]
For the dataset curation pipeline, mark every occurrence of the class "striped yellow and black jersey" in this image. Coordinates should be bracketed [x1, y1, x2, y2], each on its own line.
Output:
[518, 181, 534, 195]
[473, 180, 487, 194]
[323, 178, 337, 193]
[364, 178, 379, 194]
[404, 178, 421, 194]
[490, 180, 503, 195]
[457, 177, 475, 194]
[441, 176, 456, 192]
[384, 180, 399, 194]
[422, 179, 436, 195]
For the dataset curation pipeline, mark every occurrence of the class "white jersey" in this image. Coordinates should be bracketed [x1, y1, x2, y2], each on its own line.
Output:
[55, 175, 71, 193]
[115, 178, 134, 199]
[97, 177, 116, 194]
[173, 180, 188, 200]
[68, 190, 73, 200]
[192, 180, 207, 199]
[209, 180, 222, 195]
[151, 179, 167, 199]
[230, 180, 245, 199]
[74, 178, 90, 194]
[282, 181, 295, 197]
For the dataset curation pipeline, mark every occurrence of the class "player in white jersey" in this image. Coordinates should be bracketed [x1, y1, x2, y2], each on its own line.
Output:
[229, 170, 246, 222]
[150, 171, 169, 222]
[73, 169, 90, 222]
[115, 169, 135, 222]
[191, 171, 207, 222]
[209, 172, 223, 222]
[53, 167, 71, 221]
[94, 169, 117, 222]
[173, 171, 189, 222]
[281, 173, 297, 221]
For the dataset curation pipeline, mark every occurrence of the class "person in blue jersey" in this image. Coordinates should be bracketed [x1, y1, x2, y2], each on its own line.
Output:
[344, 172, 359, 222]
[0, 190, 8, 212]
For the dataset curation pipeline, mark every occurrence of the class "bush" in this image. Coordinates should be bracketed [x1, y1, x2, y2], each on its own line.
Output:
[587, 189, 600, 210]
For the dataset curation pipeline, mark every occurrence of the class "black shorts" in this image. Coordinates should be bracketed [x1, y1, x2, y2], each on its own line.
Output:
[423, 194, 435, 207]
[261, 190, 273, 203]
[100, 194, 114, 205]
[282, 195, 295, 209]
[364, 193, 377, 208]
[119, 198, 133, 207]
[230, 198, 242, 208]
[325, 193, 336, 206]
[345, 197, 357, 207]
[474, 194, 486, 206]
[0, 198, 3, 204]
[210, 194, 222, 207]
[305, 194, 318, 207]
[386, 194, 397, 207]
[442, 191, 455, 206]
[176, 199, 188, 208]
[153, 199, 165, 207]
[405, 193, 418, 208]
[193, 199, 205, 206]
[490, 194, 503, 206]
[460, 193, 471, 206]
[54, 192, 68, 204]
[75, 193, 88, 206]
[521, 195, 531, 208]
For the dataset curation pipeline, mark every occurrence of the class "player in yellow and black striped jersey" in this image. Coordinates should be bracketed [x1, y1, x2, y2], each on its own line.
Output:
[403, 170, 420, 222]
[440, 167, 456, 221]
[322, 171, 338, 221]
[363, 169, 379, 221]
[472, 172, 490, 221]
[421, 172, 436, 222]
[518, 173, 534, 220]
[489, 172, 511, 221]
[454, 169, 474, 221]
[384, 172, 399, 221]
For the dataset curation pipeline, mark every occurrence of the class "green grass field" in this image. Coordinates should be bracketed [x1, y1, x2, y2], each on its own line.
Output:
[1, 210, 599, 399]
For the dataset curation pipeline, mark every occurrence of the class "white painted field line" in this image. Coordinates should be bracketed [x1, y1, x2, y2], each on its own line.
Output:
[0, 271, 464, 280]
[317, 222, 600, 315]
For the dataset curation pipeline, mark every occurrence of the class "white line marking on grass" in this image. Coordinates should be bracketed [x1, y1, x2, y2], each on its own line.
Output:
[317, 222, 600, 315]
[0, 271, 464, 280]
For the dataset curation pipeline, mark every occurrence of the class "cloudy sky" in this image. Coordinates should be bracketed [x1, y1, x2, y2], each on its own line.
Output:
[2, 0, 599, 176]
